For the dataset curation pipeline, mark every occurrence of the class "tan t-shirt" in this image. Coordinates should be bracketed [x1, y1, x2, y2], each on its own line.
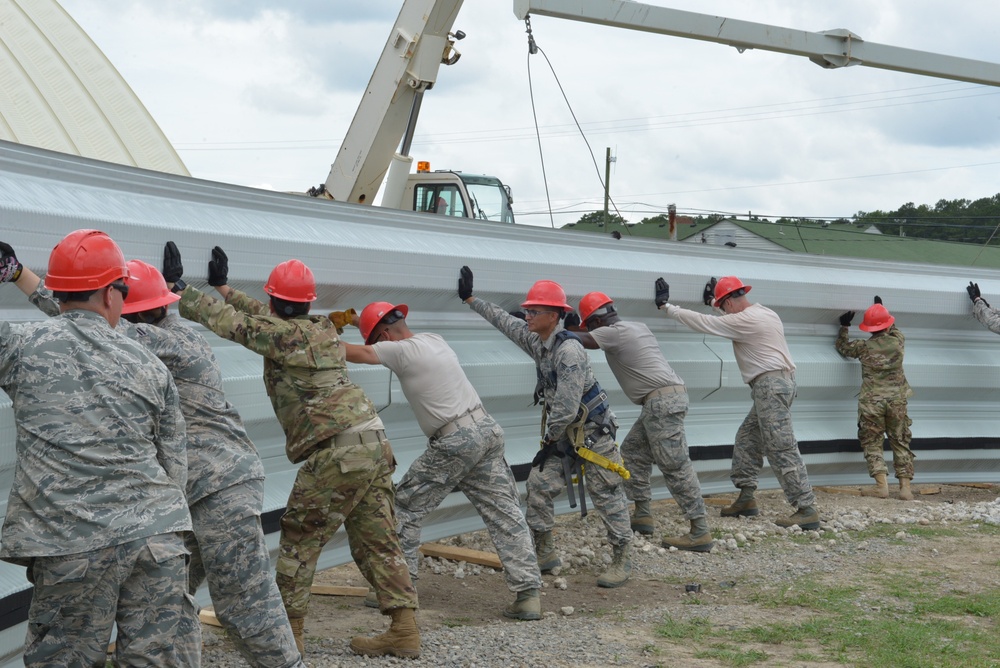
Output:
[373, 332, 481, 437]
[589, 320, 684, 404]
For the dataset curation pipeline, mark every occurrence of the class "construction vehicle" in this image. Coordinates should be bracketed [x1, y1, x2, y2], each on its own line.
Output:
[309, 0, 515, 224]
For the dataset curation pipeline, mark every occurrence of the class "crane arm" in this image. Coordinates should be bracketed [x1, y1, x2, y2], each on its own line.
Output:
[513, 0, 1000, 88]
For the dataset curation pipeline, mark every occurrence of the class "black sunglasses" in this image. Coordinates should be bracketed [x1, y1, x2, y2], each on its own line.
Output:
[110, 281, 130, 300]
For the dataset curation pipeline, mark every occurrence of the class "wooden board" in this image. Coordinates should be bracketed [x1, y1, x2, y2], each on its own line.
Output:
[815, 486, 863, 496]
[310, 584, 369, 597]
[418, 543, 502, 569]
[199, 608, 222, 628]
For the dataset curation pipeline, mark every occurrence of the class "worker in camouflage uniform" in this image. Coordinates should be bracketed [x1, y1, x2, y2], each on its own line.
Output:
[0, 232, 199, 666]
[837, 298, 915, 501]
[344, 301, 544, 620]
[569, 292, 714, 552]
[5, 242, 306, 667]
[173, 244, 420, 659]
[967, 281, 1000, 334]
[458, 267, 633, 588]
[656, 276, 820, 530]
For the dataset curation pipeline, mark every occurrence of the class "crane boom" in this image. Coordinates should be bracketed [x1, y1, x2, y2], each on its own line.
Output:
[514, 0, 1000, 88]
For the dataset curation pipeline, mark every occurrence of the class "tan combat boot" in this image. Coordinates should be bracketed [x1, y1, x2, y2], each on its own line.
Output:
[898, 478, 914, 501]
[532, 529, 562, 573]
[721, 487, 759, 517]
[349, 607, 421, 659]
[861, 473, 890, 498]
[630, 499, 655, 535]
[775, 506, 821, 531]
[502, 588, 541, 621]
[662, 517, 715, 553]
[287, 616, 305, 655]
[596, 542, 632, 588]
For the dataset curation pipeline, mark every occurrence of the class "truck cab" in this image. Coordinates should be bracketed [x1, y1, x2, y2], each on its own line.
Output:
[403, 167, 514, 223]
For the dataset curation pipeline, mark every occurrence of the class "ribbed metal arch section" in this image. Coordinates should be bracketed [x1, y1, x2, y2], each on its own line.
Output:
[0, 0, 188, 175]
[1, 141, 999, 664]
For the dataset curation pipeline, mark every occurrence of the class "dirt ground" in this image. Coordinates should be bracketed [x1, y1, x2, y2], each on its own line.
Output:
[292, 482, 1000, 662]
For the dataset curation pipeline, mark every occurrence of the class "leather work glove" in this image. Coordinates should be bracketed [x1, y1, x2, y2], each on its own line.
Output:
[162, 241, 186, 293]
[703, 277, 717, 306]
[458, 265, 474, 301]
[563, 311, 581, 330]
[654, 277, 670, 308]
[0, 241, 23, 284]
[873, 295, 882, 305]
[839, 311, 855, 327]
[328, 308, 357, 334]
[208, 246, 229, 287]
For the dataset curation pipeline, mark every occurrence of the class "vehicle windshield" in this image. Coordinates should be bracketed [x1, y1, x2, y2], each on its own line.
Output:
[460, 175, 514, 224]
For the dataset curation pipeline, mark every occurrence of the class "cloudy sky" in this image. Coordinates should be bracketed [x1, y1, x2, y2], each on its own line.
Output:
[58, 0, 1000, 228]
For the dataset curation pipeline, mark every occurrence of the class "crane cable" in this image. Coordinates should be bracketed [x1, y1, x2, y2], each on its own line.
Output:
[523, 16, 631, 235]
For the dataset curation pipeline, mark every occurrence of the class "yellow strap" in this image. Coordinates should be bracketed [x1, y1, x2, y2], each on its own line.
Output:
[575, 446, 630, 480]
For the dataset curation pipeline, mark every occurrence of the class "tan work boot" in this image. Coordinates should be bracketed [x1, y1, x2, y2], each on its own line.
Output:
[363, 586, 379, 609]
[532, 529, 562, 573]
[775, 506, 821, 531]
[287, 616, 305, 655]
[502, 588, 541, 621]
[596, 543, 632, 588]
[662, 517, 715, 553]
[861, 473, 890, 498]
[630, 500, 655, 535]
[349, 607, 421, 659]
[721, 487, 759, 517]
[898, 478, 914, 501]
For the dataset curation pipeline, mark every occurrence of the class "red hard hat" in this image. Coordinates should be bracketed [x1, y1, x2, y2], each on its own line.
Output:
[44, 229, 129, 292]
[579, 291, 613, 322]
[521, 279, 571, 311]
[713, 276, 752, 307]
[264, 259, 316, 302]
[859, 304, 894, 332]
[359, 301, 409, 344]
[121, 260, 180, 315]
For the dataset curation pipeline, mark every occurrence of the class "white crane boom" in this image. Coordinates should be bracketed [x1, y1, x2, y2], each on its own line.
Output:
[514, 0, 1000, 88]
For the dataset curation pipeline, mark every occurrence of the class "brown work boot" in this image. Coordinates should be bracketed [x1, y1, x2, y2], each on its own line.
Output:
[630, 500, 655, 535]
[775, 506, 821, 531]
[350, 607, 421, 659]
[502, 588, 541, 621]
[287, 616, 305, 655]
[861, 473, 890, 498]
[662, 517, 715, 553]
[596, 543, 632, 588]
[532, 529, 562, 573]
[898, 478, 914, 501]
[721, 487, 759, 517]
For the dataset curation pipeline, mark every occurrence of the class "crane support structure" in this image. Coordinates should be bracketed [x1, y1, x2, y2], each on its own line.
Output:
[324, 0, 465, 205]
[514, 0, 1000, 88]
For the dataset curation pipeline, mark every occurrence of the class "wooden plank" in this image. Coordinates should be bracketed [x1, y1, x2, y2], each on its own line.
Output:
[199, 608, 222, 628]
[310, 584, 369, 597]
[703, 497, 732, 506]
[815, 486, 863, 496]
[953, 482, 994, 489]
[418, 543, 502, 569]
[918, 486, 942, 495]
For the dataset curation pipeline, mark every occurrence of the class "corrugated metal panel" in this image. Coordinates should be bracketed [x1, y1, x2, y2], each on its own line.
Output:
[0, 0, 189, 175]
[1, 141, 999, 663]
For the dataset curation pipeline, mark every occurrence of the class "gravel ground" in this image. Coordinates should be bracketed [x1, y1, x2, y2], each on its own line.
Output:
[199, 485, 1000, 667]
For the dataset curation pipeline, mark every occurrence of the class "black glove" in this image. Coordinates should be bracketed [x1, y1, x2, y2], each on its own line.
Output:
[563, 311, 581, 329]
[208, 246, 229, 287]
[510, 310, 526, 321]
[967, 281, 981, 302]
[0, 242, 23, 284]
[654, 277, 670, 308]
[532, 440, 559, 471]
[703, 277, 717, 306]
[839, 311, 855, 327]
[458, 265, 474, 301]
[873, 295, 882, 305]
[162, 241, 184, 283]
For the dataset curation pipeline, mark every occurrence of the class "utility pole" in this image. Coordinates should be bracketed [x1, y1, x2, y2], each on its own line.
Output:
[603, 147, 615, 227]
[668, 203, 677, 241]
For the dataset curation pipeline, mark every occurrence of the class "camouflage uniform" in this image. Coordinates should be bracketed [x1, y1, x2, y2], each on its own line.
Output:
[973, 299, 1000, 334]
[468, 299, 632, 546]
[31, 287, 303, 667]
[179, 287, 417, 616]
[836, 324, 915, 480]
[0, 310, 199, 667]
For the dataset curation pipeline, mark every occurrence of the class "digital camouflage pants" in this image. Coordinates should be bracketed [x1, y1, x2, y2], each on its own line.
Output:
[186, 481, 304, 667]
[731, 373, 816, 510]
[527, 430, 632, 546]
[858, 398, 915, 479]
[395, 415, 542, 592]
[275, 435, 417, 617]
[621, 388, 707, 520]
[25, 533, 200, 667]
